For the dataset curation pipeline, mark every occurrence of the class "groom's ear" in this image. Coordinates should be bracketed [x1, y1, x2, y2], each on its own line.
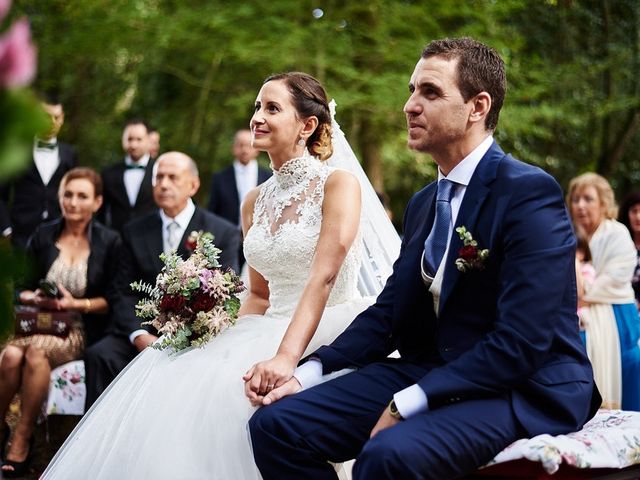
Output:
[468, 92, 491, 127]
[301, 116, 319, 137]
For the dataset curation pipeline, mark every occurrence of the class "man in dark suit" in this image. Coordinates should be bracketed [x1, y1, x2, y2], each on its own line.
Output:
[207, 129, 271, 225]
[100, 119, 156, 233]
[207, 129, 271, 267]
[84, 151, 240, 408]
[0, 97, 77, 248]
[249, 38, 601, 480]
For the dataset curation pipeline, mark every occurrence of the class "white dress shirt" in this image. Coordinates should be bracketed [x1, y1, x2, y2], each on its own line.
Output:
[33, 137, 60, 186]
[294, 135, 494, 420]
[233, 159, 259, 221]
[129, 199, 196, 344]
[124, 154, 150, 207]
[159, 199, 196, 254]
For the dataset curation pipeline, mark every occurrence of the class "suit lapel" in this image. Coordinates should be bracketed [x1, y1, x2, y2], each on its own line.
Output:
[176, 207, 205, 258]
[403, 185, 437, 301]
[144, 213, 165, 272]
[134, 158, 155, 207]
[48, 147, 72, 187]
[113, 163, 130, 206]
[226, 168, 240, 218]
[258, 167, 271, 184]
[438, 142, 503, 314]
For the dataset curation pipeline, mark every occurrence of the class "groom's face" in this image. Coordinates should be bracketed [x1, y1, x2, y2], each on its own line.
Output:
[403, 56, 472, 155]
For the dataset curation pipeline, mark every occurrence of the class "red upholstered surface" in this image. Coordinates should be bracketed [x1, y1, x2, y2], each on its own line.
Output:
[470, 459, 640, 479]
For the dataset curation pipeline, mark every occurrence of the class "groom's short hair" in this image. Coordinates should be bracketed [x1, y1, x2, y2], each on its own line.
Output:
[422, 37, 506, 132]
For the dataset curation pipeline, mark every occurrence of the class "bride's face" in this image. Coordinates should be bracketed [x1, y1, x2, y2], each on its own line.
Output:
[250, 80, 305, 162]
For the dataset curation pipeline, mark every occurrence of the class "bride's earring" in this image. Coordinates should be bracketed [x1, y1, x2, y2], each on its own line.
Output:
[297, 138, 306, 147]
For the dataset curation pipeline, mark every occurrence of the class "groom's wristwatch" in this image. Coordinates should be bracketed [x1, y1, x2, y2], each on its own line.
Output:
[388, 399, 404, 421]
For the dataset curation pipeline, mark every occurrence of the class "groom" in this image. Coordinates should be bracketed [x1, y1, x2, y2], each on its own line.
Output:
[248, 37, 601, 479]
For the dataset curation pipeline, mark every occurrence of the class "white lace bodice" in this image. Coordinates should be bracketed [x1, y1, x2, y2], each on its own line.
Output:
[244, 154, 362, 318]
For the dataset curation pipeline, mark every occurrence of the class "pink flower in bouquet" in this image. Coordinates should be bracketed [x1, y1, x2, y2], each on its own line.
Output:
[200, 269, 230, 299]
[70, 372, 82, 384]
[0, 0, 11, 21]
[0, 18, 37, 88]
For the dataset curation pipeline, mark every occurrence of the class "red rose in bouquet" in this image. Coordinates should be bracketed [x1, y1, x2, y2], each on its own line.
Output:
[191, 291, 216, 313]
[159, 294, 187, 312]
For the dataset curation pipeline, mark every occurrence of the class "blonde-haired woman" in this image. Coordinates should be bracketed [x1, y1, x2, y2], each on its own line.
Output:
[567, 172, 640, 410]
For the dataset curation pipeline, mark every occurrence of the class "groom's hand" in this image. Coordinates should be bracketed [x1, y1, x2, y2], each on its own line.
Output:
[262, 377, 301, 406]
[369, 407, 400, 438]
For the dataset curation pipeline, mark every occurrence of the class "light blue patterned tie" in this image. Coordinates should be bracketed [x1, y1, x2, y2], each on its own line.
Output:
[423, 179, 455, 276]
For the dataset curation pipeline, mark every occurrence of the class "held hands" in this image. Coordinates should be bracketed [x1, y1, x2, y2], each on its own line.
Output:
[243, 353, 298, 406]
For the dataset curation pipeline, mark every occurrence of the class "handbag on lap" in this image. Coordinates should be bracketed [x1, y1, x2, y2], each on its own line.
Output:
[14, 305, 80, 338]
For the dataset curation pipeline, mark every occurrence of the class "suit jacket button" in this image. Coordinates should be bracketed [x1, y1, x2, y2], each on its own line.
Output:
[443, 347, 451, 352]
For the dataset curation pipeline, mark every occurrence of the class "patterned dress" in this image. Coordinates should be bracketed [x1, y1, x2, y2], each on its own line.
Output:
[9, 256, 87, 368]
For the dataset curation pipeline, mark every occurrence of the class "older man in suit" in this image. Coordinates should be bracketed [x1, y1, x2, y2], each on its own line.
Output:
[249, 37, 601, 480]
[0, 96, 77, 248]
[85, 151, 240, 408]
[100, 119, 156, 233]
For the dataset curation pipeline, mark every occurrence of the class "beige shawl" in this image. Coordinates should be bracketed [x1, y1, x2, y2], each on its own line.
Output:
[581, 219, 636, 408]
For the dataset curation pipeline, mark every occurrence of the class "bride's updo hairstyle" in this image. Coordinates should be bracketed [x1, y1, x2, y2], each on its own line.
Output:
[264, 72, 333, 161]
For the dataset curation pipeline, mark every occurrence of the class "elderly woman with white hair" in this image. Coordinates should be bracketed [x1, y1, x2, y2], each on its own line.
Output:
[567, 172, 640, 411]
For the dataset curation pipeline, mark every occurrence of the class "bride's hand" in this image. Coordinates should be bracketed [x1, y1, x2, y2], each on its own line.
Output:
[243, 353, 297, 398]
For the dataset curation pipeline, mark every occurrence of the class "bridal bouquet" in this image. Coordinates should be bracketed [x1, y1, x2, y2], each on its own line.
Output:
[131, 232, 245, 352]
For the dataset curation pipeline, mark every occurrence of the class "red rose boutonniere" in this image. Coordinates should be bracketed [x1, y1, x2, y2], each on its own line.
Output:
[455, 226, 489, 272]
[185, 230, 200, 251]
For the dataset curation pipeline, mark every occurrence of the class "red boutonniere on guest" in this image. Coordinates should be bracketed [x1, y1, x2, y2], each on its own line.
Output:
[455, 226, 489, 272]
[184, 230, 200, 251]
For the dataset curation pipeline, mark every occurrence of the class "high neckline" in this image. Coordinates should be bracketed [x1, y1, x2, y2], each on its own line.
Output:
[272, 154, 322, 189]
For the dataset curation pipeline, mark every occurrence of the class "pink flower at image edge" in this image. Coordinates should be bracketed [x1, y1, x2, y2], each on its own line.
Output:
[0, 0, 11, 22]
[0, 18, 37, 88]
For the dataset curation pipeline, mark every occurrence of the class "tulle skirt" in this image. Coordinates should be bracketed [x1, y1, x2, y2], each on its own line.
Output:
[42, 296, 373, 479]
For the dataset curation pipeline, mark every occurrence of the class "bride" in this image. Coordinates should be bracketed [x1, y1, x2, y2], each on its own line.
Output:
[42, 72, 399, 479]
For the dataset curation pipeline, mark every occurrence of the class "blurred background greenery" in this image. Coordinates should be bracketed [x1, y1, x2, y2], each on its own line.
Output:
[9, 0, 640, 222]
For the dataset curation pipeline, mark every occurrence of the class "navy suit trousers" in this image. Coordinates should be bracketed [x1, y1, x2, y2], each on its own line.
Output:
[249, 360, 526, 480]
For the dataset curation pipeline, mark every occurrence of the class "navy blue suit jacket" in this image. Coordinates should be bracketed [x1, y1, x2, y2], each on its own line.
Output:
[314, 142, 600, 437]
[207, 164, 271, 225]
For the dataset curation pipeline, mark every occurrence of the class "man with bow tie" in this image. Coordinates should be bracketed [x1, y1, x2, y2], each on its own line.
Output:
[0, 94, 78, 248]
[249, 37, 601, 480]
[100, 119, 157, 233]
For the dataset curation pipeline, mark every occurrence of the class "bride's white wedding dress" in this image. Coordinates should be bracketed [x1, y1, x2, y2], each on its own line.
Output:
[42, 155, 377, 479]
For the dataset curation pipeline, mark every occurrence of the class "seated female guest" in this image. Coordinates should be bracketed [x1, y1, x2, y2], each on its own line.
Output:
[568, 172, 640, 411]
[619, 191, 640, 308]
[0, 167, 120, 477]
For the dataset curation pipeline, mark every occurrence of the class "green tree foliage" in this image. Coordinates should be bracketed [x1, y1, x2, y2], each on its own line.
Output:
[15, 0, 639, 224]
